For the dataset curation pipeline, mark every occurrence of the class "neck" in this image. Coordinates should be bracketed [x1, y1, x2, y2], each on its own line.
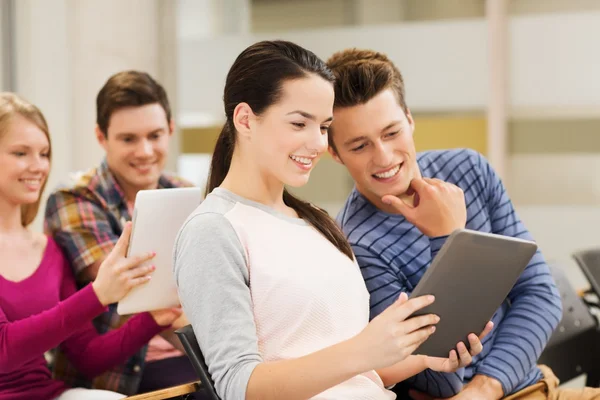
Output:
[0, 198, 26, 235]
[112, 176, 157, 207]
[220, 151, 287, 212]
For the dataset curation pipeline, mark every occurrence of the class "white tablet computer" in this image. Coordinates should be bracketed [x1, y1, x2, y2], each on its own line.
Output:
[117, 187, 203, 315]
[410, 229, 538, 358]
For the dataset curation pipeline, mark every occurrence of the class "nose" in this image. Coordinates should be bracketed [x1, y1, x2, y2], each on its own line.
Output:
[372, 141, 394, 167]
[306, 126, 328, 155]
[29, 154, 49, 173]
[136, 139, 153, 157]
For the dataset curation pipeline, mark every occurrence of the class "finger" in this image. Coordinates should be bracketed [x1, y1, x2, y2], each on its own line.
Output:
[395, 295, 436, 321]
[408, 177, 429, 193]
[403, 325, 436, 351]
[127, 264, 156, 279]
[479, 321, 494, 341]
[127, 275, 152, 289]
[422, 177, 445, 187]
[381, 194, 416, 217]
[112, 222, 133, 256]
[394, 292, 409, 306]
[399, 313, 440, 334]
[468, 333, 484, 356]
[457, 341, 472, 366]
[447, 349, 459, 369]
[120, 251, 156, 271]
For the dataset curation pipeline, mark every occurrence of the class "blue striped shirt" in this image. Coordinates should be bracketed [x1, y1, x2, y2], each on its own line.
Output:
[337, 149, 562, 398]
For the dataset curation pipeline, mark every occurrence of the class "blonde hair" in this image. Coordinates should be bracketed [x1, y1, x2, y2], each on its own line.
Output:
[0, 92, 52, 226]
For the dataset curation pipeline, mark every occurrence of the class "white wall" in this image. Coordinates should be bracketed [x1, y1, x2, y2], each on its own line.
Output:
[178, 18, 488, 124]
[14, 0, 179, 230]
[178, 11, 600, 126]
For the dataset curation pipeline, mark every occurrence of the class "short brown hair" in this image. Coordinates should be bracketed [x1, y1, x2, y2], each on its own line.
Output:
[0, 92, 52, 226]
[96, 71, 171, 136]
[326, 49, 408, 150]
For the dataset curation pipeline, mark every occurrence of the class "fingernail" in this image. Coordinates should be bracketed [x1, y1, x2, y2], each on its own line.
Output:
[430, 326, 436, 333]
[435, 315, 441, 323]
[428, 295, 435, 301]
[382, 197, 391, 204]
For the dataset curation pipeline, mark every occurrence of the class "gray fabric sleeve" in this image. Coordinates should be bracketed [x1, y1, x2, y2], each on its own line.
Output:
[173, 212, 262, 400]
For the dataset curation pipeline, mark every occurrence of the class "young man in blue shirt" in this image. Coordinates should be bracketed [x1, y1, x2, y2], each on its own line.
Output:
[326, 49, 597, 399]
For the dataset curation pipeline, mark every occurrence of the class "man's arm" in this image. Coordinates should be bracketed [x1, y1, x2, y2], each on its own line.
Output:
[472, 153, 562, 397]
[353, 244, 465, 398]
[44, 190, 118, 282]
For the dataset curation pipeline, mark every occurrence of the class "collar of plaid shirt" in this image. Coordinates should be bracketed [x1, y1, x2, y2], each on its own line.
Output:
[95, 159, 185, 227]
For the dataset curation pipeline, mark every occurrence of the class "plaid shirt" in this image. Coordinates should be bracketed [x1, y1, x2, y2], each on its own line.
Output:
[44, 160, 191, 395]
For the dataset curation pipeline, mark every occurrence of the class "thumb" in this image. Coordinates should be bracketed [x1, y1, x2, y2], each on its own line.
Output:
[381, 194, 415, 218]
[112, 221, 133, 256]
[394, 292, 409, 307]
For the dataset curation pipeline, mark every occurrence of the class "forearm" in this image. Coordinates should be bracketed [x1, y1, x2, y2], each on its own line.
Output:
[463, 374, 504, 400]
[65, 312, 163, 377]
[246, 337, 367, 400]
[376, 355, 427, 387]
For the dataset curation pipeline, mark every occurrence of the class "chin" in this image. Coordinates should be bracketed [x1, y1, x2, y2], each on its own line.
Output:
[284, 176, 311, 188]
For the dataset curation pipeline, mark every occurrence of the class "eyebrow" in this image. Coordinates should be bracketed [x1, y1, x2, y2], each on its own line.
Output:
[8, 143, 49, 151]
[343, 120, 403, 147]
[286, 110, 333, 123]
[115, 128, 165, 137]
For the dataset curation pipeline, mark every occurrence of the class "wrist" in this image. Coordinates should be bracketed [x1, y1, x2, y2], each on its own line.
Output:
[416, 355, 429, 371]
[468, 374, 504, 399]
[344, 335, 375, 375]
[91, 281, 108, 306]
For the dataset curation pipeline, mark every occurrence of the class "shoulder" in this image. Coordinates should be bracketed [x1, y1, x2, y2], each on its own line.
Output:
[418, 148, 485, 175]
[176, 193, 241, 249]
[160, 172, 194, 188]
[46, 166, 106, 208]
[337, 188, 373, 229]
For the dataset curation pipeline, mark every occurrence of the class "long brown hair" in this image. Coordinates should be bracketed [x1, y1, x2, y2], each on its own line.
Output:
[207, 40, 353, 260]
[0, 92, 52, 226]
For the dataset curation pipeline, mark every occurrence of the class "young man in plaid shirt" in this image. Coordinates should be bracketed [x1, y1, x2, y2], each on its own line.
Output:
[44, 71, 200, 396]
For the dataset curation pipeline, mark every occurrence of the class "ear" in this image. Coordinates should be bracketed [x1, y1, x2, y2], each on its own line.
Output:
[406, 108, 415, 133]
[168, 118, 175, 136]
[95, 125, 108, 150]
[232, 102, 254, 140]
[328, 146, 344, 165]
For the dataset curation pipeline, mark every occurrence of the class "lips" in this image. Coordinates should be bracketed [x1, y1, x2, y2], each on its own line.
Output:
[130, 162, 156, 173]
[372, 163, 403, 180]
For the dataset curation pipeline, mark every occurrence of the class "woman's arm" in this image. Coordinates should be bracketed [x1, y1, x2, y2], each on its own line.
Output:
[174, 213, 438, 400]
[0, 284, 105, 372]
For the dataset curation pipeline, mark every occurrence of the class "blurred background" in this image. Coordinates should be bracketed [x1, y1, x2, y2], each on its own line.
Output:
[2, 0, 600, 291]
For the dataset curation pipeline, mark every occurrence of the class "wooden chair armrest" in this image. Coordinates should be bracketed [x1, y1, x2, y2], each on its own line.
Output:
[125, 381, 201, 399]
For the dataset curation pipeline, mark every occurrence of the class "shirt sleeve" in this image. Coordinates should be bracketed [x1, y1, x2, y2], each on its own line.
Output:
[44, 189, 119, 277]
[57, 257, 164, 378]
[353, 243, 464, 398]
[0, 264, 105, 372]
[473, 153, 562, 395]
[173, 212, 263, 400]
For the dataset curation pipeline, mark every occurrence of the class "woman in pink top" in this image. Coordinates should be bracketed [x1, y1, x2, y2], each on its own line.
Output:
[0, 93, 182, 400]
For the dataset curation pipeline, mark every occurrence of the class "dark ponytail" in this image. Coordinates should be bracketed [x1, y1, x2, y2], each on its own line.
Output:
[206, 121, 234, 196]
[206, 40, 354, 260]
